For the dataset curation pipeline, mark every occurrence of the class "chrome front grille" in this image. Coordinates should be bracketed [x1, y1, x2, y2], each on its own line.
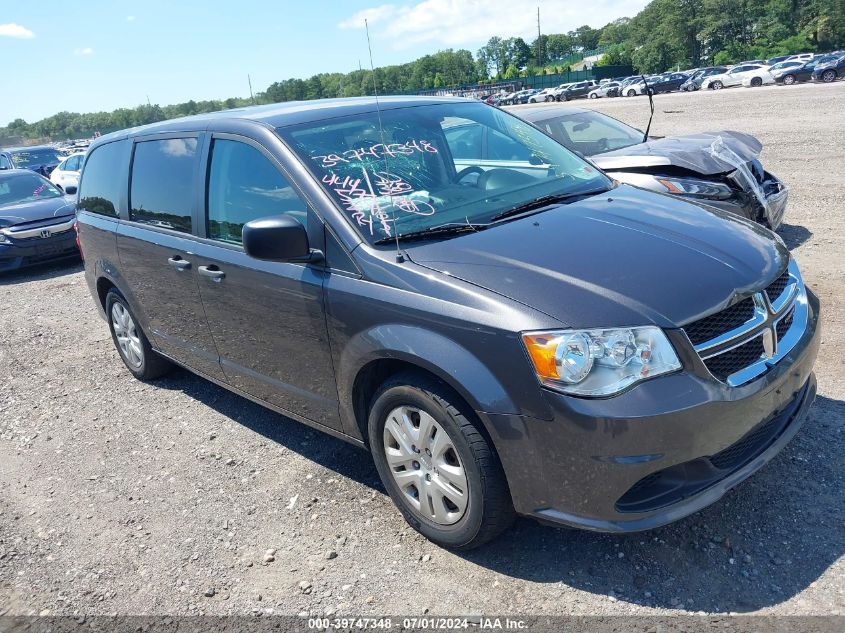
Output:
[684, 259, 808, 386]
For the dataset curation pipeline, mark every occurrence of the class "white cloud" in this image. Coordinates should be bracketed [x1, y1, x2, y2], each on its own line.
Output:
[338, 0, 649, 50]
[74, 47, 94, 56]
[0, 23, 35, 39]
[339, 4, 398, 29]
[127, 15, 136, 22]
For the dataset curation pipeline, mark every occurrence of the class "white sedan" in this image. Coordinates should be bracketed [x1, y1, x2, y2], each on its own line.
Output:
[49, 152, 85, 191]
[701, 64, 766, 90]
[742, 69, 776, 87]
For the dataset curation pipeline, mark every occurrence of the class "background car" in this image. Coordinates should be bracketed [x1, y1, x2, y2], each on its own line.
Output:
[0, 169, 79, 272]
[813, 53, 845, 82]
[648, 72, 690, 93]
[776, 56, 830, 84]
[742, 68, 776, 87]
[702, 64, 766, 89]
[681, 66, 729, 91]
[622, 77, 657, 96]
[588, 81, 620, 98]
[558, 81, 593, 101]
[528, 88, 557, 103]
[49, 152, 86, 190]
[0, 145, 64, 177]
[514, 105, 789, 230]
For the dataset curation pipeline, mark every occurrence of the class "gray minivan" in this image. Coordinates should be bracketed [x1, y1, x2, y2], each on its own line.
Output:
[76, 96, 820, 549]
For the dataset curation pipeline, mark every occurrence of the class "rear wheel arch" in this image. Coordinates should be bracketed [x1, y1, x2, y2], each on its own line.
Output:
[96, 276, 117, 311]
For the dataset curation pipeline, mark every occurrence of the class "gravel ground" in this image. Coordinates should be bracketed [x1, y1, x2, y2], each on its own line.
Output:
[1, 82, 843, 618]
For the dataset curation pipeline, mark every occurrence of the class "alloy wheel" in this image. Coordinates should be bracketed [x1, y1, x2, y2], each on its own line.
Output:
[382, 405, 469, 526]
[784, 75, 795, 85]
[712, 81, 723, 90]
[111, 302, 144, 369]
[822, 70, 836, 82]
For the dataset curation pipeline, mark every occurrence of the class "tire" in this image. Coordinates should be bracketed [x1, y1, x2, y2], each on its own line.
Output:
[368, 372, 515, 550]
[750, 77, 762, 87]
[545, 95, 554, 102]
[711, 80, 723, 90]
[588, 92, 598, 99]
[783, 75, 796, 85]
[627, 89, 636, 97]
[561, 93, 569, 102]
[822, 69, 836, 83]
[105, 289, 172, 380]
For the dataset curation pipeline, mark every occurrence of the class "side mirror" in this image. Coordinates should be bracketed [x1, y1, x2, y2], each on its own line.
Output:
[242, 214, 323, 263]
[64, 185, 77, 195]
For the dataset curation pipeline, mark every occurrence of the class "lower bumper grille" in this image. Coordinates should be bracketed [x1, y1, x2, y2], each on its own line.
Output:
[616, 379, 810, 514]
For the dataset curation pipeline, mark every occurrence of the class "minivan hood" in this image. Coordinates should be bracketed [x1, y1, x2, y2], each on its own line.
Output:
[405, 185, 786, 328]
[590, 131, 762, 176]
[0, 196, 76, 228]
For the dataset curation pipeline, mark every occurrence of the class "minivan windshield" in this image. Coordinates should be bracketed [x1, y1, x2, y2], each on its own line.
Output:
[278, 101, 610, 245]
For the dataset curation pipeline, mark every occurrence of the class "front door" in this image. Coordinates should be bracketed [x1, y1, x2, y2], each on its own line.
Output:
[116, 134, 224, 380]
[190, 135, 340, 429]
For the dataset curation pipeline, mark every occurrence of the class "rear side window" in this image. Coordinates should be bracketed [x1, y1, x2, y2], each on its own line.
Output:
[206, 139, 307, 245]
[78, 140, 125, 217]
[130, 138, 197, 233]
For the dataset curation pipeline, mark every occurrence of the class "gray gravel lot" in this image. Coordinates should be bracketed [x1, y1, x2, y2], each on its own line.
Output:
[1, 82, 843, 618]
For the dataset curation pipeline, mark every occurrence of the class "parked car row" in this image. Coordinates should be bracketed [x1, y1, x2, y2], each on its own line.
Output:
[488, 50, 845, 109]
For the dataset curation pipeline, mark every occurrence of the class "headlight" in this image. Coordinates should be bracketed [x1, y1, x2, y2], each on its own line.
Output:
[0, 232, 9, 244]
[522, 326, 681, 397]
[656, 177, 733, 200]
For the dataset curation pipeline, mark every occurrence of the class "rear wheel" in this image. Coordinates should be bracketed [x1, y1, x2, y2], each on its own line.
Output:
[711, 80, 724, 90]
[588, 92, 598, 99]
[750, 77, 763, 87]
[627, 89, 636, 97]
[105, 289, 172, 380]
[822, 69, 836, 82]
[368, 372, 514, 550]
[545, 95, 554, 102]
[783, 75, 796, 85]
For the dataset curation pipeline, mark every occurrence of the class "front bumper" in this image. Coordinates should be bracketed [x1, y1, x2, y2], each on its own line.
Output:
[0, 230, 79, 272]
[486, 288, 820, 532]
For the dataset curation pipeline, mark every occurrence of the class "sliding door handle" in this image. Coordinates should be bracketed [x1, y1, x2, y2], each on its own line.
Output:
[198, 265, 225, 281]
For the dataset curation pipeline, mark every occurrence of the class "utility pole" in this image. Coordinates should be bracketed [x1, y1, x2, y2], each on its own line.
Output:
[247, 74, 255, 104]
[537, 7, 542, 68]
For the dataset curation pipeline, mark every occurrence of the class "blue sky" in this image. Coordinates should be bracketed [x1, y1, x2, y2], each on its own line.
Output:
[1, 0, 648, 126]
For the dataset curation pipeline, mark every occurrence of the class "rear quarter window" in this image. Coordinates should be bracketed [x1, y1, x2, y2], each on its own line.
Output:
[78, 140, 127, 217]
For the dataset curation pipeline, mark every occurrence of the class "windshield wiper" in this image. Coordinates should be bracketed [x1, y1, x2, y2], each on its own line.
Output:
[373, 222, 489, 245]
[489, 188, 609, 223]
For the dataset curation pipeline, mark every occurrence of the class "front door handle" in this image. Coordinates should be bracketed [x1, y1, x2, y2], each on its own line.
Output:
[198, 265, 225, 281]
[167, 256, 191, 270]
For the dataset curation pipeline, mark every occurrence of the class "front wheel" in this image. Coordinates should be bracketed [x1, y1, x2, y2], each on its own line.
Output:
[627, 89, 636, 97]
[711, 80, 724, 90]
[588, 92, 598, 99]
[368, 373, 514, 550]
[783, 75, 796, 85]
[545, 95, 554, 102]
[822, 69, 836, 82]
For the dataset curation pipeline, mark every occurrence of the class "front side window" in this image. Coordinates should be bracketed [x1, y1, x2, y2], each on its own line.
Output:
[0, 155, 11, 170]
[207, 139, 307, 245]
[130, 138, 197, 233]
[65, 155, 81, 171]
[78, 140, 125, 217]
[0, 172, 63, 207]
[278, 102, 609, 245]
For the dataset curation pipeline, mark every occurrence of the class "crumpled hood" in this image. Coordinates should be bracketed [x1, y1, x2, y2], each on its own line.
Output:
[405, 185, 787, 328]
[0, 196, 76, 228]
[590, 131, 762, 176]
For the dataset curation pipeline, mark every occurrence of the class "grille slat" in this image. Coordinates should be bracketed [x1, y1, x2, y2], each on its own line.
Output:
[776, 306, 795, 341]
[765, 269, 790, 304]
[684, 297, 756, 346]
[703, 336, 764, 382]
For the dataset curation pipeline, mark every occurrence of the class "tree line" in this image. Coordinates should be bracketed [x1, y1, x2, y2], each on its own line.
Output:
[3, 0, 842, 142]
